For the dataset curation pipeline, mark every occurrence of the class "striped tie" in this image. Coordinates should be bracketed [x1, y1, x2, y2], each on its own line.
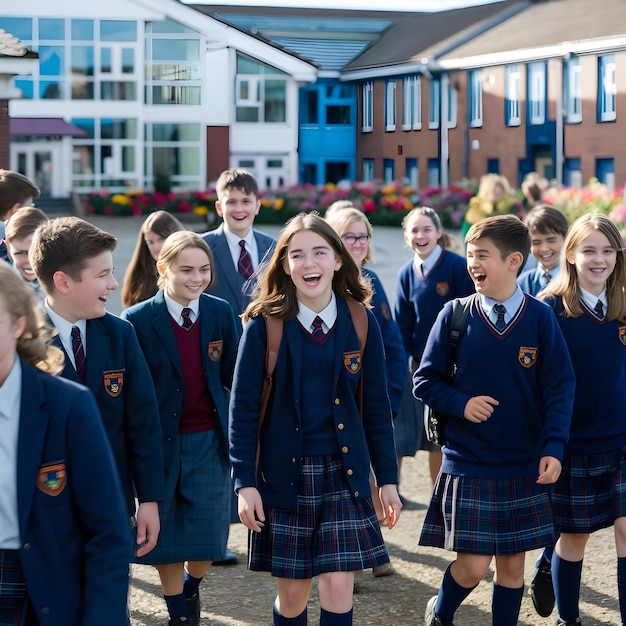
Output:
[71, 326, 86, 382]
[181, 307, 193, 330]
[238, 240, 254, 280]
[311, 316, 325, 343]
[594, 300, 604, 319]
[493, 304, 507, 329]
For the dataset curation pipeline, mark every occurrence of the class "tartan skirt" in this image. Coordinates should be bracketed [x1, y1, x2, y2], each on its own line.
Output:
[249, 455, 390, 579]
[140, 429, 230, 565]
[553, 448, 626, 534]
[0, 549, 30, 626]
[419, 472, 555, 555]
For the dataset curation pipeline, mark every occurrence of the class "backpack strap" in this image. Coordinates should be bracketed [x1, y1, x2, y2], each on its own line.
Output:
[345, 298, 369, 419]
[448, 293, 476, 367]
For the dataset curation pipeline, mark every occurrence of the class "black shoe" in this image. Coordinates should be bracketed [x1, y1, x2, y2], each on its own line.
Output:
[556, 618, 582, 625]
[212, 548, 238, 566]
[168, 618, 188, 626]
[185, 593, 200, 626]
[529, 559, 555, 617]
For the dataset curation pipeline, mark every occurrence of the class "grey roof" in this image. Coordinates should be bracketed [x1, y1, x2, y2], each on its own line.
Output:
[270, 37, 372, 71]
[438, 0, 626, 61]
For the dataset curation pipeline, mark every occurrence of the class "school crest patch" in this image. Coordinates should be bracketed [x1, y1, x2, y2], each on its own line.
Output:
[37, 463, 67, 496]
[208, 341, 223, 361]
[343, 351, 362, 374]
[103, 370, 124, 397]
[620, 326, 626, 346]
[518, 347, 537, 368]
[436, 282, 450, 297]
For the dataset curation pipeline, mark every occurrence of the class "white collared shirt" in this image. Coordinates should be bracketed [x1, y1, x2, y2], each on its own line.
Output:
[414, 244, 443, 278]
[223, 228, 259, 273]
[480, 286, 525, 325]
[0, 356, 22, 549]
[579, 286, 607, 313]
[44, 301, 87, 368]
[164, 292, 200, 326]
[297, 292, 338, 334]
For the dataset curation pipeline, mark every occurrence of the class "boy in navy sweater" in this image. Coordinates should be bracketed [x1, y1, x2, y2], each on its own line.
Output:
[414, 215, 575, 626]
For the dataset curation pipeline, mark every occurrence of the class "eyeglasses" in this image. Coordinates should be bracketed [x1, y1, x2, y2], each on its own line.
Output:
[341, 234, 370, 245]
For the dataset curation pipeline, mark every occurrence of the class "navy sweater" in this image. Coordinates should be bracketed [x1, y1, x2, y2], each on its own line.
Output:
[414, 294, 575, 478]
[546, 296, 626, 453]
[395, 250, 474, 362]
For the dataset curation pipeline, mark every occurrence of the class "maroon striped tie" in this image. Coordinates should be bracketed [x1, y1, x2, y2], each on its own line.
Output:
[238, 240, 254, 280]
[71, 326, 86, 382]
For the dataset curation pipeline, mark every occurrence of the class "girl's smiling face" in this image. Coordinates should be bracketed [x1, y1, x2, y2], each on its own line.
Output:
[340, 219, 370, 267]
[159, 246, 212, 306]
[404, 213, 442, 260]
[144, 230, 165, 261]
[567, 229, 617, 296]
[283, 230, 342, 312]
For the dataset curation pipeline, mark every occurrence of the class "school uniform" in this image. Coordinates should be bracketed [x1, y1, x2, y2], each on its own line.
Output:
[122, 290, 239, 564]
[362, 267, 406, 416]
[229, 295, 398, 578]
[546, 292, 626, 534]
[5, 358, 130, 625]
[518, 264, 560, 296]
[47, 308, 165, 518]
[414, 291, 575, 555]
[202, 224, 275, 319]
[394, 247, 474, 455]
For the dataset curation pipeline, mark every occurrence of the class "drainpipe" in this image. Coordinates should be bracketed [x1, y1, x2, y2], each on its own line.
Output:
[440, 72, 449, 188]
[552, 56, 566, 186]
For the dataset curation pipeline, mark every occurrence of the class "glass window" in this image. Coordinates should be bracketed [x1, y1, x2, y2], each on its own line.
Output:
[40, 80, 63, 99]
[264, 80, 286, 122]
[487, 158, 500, 174]
[101, 48, 112, 74]
[101, 81, 137, 101]
[72, 81, 94, 99]
[237, 56, 262, 75]
[72, 119, 96, 139]
[383, 158, 395, 183]
[564, 158, 582, 187]
[14, 79, 33, 99]
[447, 80, 457, 127]
[363, 158, 374, 182]
[153, 147, 200, 176]
[72, 145, 95, 175]
[236, 107, 259, 123]
[598, 55, 616, 122]
[151, 85, 201, 105]
[402, 76, 422, 131]
[385, 79, 396, 131]
[596, 157, 615, 189]
[150, 64, 200, 81]
[152, 39, 200, 62]
[428, 79, 440, 129]
[362, 81, 373, 132]
[150, 123, 201, 142]
[468, 70, 483, 127]
[71, 46, 94, 76]
[150, 18, 196, 34]
[506, 65, 521, 126]
[528, 62, 546, 125]
[326, 105, 350, 124]
[39, 18, 65, 40]
[428, 158, 440, 186]
[101, 119, 137, 139]
[302, 89, 318, 124]
[71, 19, 93, 40]
[406, 158, 418, 188]
[565, 57, 582, 123]
[100, 20, 137, 42]
[39, 46, 65, 76]
[0, 18, 32, 41]
[122, 49, 135, 74]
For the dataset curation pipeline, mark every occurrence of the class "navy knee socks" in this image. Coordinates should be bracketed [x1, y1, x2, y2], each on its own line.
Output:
[273, 602, 308, 625]
[491, 582, 524, 625]
[319, 607, 352, 625]
[552, 552, 583, 621]
[435, 564, 477, 622]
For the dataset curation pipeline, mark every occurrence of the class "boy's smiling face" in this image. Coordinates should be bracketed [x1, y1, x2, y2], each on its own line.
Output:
[530, 230, 565, 272]
[216, 187, 260, 239]
[466, 237, 521, 302]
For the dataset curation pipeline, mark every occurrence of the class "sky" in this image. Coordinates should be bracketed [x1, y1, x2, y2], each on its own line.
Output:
[184, 0, 504, 11]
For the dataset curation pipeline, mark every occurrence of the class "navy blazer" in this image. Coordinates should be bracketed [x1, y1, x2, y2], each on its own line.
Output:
[18, 361, 130, 625]
[202, 224, 276, 319]
[51, 313, 165, 515]
[229, 296, 398, 510]
[121, 291, 238, 503]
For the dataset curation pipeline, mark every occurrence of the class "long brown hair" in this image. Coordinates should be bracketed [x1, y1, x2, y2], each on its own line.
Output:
[540, 212, 626, 320]
[243, 212, 370, 322]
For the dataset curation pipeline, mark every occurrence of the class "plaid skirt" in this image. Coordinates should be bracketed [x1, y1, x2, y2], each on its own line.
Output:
[140, 429, 230, 565]
[249, 455, 389, 579]
[553, 448, 626, 534]
[419, 472, 555, 555]
[0, 549, 30, 626]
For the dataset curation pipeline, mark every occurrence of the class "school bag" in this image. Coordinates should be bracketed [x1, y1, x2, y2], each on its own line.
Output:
[423, 294, 476, 446]
[256, 298, 368, 468]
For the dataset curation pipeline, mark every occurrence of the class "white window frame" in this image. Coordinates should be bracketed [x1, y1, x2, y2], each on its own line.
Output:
[565, 58, 582, 123]
[235, 76, 261, 106]
[599, 55, 616, 122]
[528, 62, 546, 125]
[362, 158, 374, 182]
[506, 65, 521, 126]
[362, 81, 373, 132]
[428, 79, 440, 129]
[385, 79, 396, 131]
[447, 81, 457, 127]
[468, 69, 483, 127]
[402, 75, 422, 130]
[383, 158, 395, 183]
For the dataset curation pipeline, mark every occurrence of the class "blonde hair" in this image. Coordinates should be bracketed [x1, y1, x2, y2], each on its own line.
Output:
[477, 173, 511, 200]
[325, 206, 374, 265]
[243, 212, 370, 323]
[156, 230, 216, 291]
[0, 262, 64, 374]
[540, 213, 626, 320]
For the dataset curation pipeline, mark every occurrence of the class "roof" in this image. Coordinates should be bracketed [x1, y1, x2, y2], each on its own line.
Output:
[11, 118, 88, 137]
[438, 0, 626, 63]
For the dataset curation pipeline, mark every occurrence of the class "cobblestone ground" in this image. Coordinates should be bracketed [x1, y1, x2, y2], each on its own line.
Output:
[129, 452, 620, 626]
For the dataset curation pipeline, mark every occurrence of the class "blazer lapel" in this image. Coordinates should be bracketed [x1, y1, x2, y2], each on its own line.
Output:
[85, 318, 110, 391]
[151, 292, 183, 376]
[17, 363, 49, 533]
[333, 299, 353, 389]
[213, 228, 245, 311]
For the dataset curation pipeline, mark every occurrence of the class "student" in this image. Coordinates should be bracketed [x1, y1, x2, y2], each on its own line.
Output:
[5, 206, 49, 302]
[121, 210, 185, 308]
[325, 205, 406, 578]
[0, 261, 131, 625]
[202, 168, 275, 324]
[394, 207, 474, 486]
[414, 214, 575, 626]
[539, 213, 626, 626]
[29, 216, 165, 560]
[518, 204, 569, 297]
[229, 213, 401, 626]
[122, 231, 238, 626]
[0, 169, 40, 262]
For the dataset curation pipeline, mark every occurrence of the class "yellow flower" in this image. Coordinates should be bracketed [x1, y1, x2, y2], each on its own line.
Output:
[403, 197, 414, 210]
[261, 198, 271, 208]
[381, 184, 396, 195]
[193, 206, 209, 216]
[274, 198, 284, 210]
[111, 194, 130, 205]
[325, 183, 336, 192]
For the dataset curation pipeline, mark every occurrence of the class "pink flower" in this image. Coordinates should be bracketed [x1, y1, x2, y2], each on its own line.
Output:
[177, 202, 192, 213]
